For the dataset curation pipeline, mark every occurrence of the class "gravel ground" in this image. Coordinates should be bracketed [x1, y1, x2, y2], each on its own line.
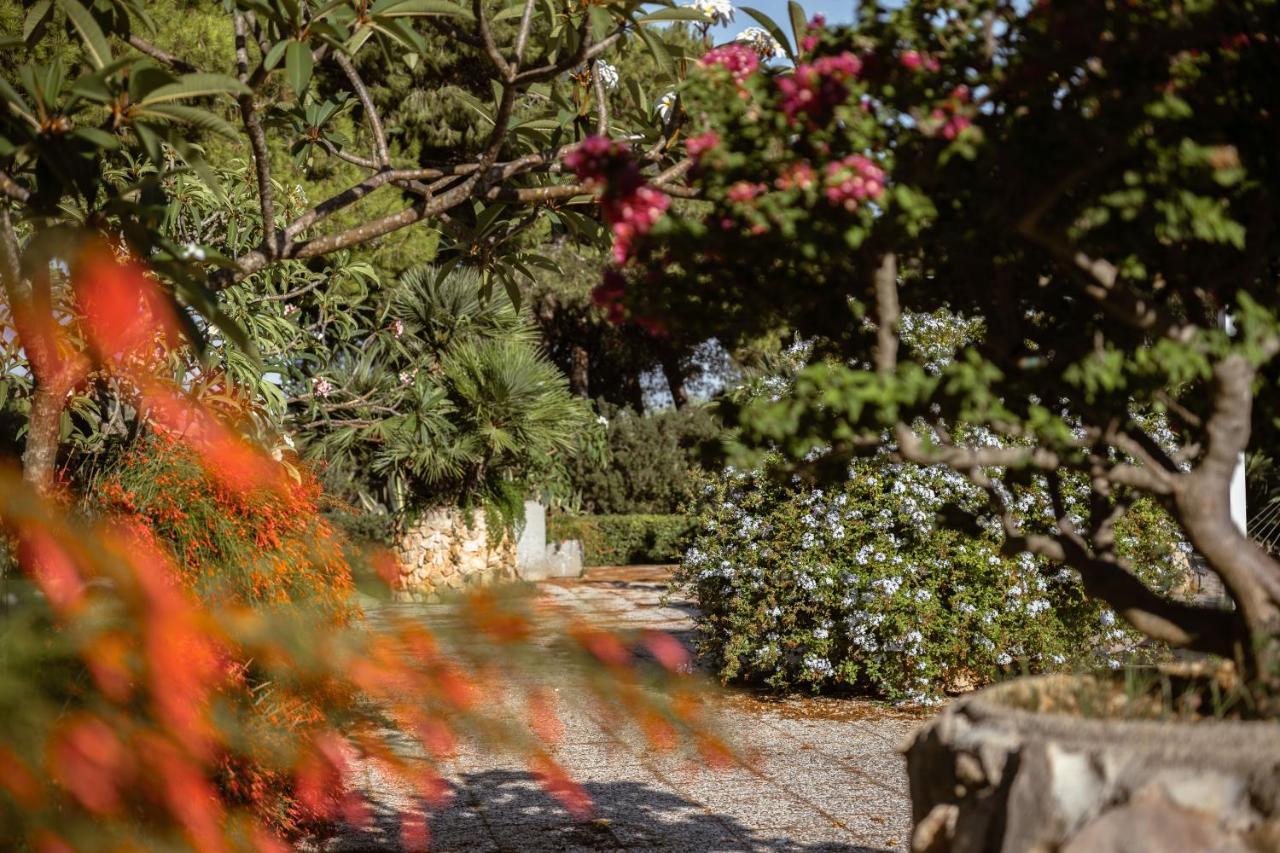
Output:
[319, 567, 924, 852]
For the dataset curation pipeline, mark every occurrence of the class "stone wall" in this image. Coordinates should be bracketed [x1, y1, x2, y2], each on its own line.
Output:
[393, 507, 516, 602]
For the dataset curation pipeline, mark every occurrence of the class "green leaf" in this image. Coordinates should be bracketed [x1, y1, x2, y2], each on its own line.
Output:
[264, 40, 290, 70]
[787, 0, 807, 47]
[138, 73, 251, 106]
[133, 121, 163, 163]
[636, 25, 673, 77]
[491, 4, 527, 22]
[501, 273, 522, 311]
[452, 89, 495, 125]
[139, 103, 240, 139]
[56, 0, 112, 69]
[371, 0, 470, 17]
[740, 6, 793, 59]
[70, 126, 120, 149]
[638, 7, 710, 22]
[285, 40, 313, 97]
[23, 0, 53, 43]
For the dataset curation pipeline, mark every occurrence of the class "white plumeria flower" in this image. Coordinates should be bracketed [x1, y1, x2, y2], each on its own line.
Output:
[655, 91, 677, 123]
[736, 26, 784, 59]
[180, 242, 206, 261]
[596, 61, 620, 91]
[686, 0, 734, 27]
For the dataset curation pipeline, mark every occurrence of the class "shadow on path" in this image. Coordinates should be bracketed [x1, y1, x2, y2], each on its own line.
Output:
[328, 769, 895, 852]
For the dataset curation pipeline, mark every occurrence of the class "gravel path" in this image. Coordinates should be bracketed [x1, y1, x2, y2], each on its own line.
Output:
[321, 567, 922, 852]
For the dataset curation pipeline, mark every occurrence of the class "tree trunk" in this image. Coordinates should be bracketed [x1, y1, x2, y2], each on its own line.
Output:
[22, 375, 70, 494]
[569, 344, 590, 398]
[1174, 355, 1280, 692]
[0, 206, 70, 496]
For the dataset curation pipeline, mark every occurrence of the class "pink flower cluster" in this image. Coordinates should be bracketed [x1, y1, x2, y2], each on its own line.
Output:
[929, 85, 973, 140]
[799, 14, 826, 54]
[699, 43, 760, 87]
[569, 136, 672, 329]
[822, 154, 885, 211]
[777, 52, 862, 123]
[685, 131, 720, 160]
[566, 135, 671, 263]
[591, 269, 627, 324]
[606, 185, 669, 264]
[775, 160, 816, 191]
[900, 50, 941, 73]
[726, 181, 766, 202]
[565, 135, 642, 195]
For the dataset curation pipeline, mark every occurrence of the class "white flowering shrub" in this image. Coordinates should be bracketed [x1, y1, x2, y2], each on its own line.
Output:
[677, 452, 1188, 703]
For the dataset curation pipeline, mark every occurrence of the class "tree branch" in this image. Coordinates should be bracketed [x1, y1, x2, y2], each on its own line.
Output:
[1175, 355, 1280, 641]
[474, 0, 515, 81]
[333, 52, 390, 168]
[591, 61, 610, 134]
[514, 0, 537, 64]
[0, 172, 30, 205]
[873, 251, 898, 374]
[127, 34, 200, 73]
[233, 13, 278, 260]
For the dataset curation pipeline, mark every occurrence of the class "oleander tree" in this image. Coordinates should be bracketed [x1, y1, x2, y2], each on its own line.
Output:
[571, 0, 1280, 698]
[0, 0, 725, 495]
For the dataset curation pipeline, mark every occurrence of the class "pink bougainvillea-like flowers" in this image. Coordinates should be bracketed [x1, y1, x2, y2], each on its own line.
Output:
[699, 43, 760, 87]
[566, 135, 671, 263]
[685, 131, 721, 160]
[777, 52, 862, 123]
[822, 154, 885, 211]
[570, 136, 672, 328]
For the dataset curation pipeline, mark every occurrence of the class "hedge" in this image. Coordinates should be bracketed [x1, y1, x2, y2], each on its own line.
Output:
[547, 514, 695, 566]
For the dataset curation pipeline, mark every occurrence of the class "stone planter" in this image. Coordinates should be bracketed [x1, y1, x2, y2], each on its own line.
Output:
[902, 675, 1280, 852]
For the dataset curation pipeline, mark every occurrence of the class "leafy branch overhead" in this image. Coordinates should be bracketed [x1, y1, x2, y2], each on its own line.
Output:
[0, 0, 706, 493]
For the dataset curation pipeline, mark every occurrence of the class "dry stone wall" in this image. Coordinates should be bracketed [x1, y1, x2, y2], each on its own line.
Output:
[393, 507, 517, 602]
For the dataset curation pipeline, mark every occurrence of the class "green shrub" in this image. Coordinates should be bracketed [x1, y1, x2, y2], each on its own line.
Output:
[569, 404, 724, 515]
[548, 514, 696, 566]
[676, 456, 1187, 704]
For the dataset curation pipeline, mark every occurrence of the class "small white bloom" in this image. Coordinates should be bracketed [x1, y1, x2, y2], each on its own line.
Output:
[391, 319, 405, 338]
[996, 652, 1012, 666]
[596, 414, 609, 427]
[655, 91, 677, 123]
[282, 303, 298, 316]
[180, 242, 206, 261]
[686, 0, 734, 26]
[736, 26, 784, 59]
[313, 377, 333, 398]
[398, 369, 416, 386]
[596, 61, 620, 91]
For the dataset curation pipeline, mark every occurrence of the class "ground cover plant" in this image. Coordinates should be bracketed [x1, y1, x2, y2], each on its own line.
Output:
[680, 457, 1186, 703]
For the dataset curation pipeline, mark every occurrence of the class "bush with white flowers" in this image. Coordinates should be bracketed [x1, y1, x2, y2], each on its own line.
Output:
[678, 455, 1186, 703]
[677, 312, 1188, 702]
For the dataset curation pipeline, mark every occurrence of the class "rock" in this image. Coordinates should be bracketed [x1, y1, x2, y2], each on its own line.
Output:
[902, 675, 1280, 853]
[1062, 800, 1248, 853]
